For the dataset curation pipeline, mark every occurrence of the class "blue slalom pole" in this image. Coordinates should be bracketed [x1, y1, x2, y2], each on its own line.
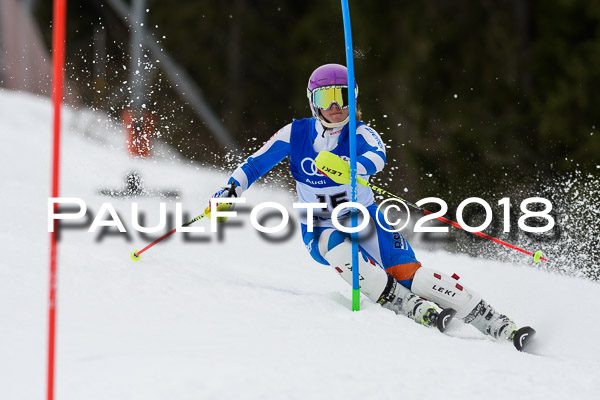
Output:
[340, 0, 360, 311]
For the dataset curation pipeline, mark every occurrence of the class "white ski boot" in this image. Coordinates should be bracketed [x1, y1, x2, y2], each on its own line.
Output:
[463, 300, 517, 340]
[410, 267, 529, 344]
[378, 275, 456, 332]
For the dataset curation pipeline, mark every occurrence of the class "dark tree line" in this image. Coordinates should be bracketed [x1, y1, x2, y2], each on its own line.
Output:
[35, 0, 599, 202]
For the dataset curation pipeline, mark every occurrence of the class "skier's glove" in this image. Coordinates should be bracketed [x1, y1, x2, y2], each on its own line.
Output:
[207, 179, 243, 222]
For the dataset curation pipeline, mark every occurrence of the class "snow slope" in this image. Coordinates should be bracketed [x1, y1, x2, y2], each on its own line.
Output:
[1, 90, 599, 400]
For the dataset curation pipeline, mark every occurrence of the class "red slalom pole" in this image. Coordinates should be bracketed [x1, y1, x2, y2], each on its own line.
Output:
[364, 177, 550, 262]
[357, 174, 550, 262]
[314, 151, 549, 263]
[48, 1, 67, 400]
[423, 210, 549, 261]
[130, 209, 209, 261]
[131, 227, 178, 260]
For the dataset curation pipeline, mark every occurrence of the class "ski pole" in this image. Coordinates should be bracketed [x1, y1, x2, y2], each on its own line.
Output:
[314, 151, 549, 262]
[131, 184, 240, 261]
[130, 208, 209, 261]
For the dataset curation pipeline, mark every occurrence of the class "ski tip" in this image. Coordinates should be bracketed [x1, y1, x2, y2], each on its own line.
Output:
[437, 308, 457, 333]
[130, 250, 141, 261]
[513, 326, 536, 351]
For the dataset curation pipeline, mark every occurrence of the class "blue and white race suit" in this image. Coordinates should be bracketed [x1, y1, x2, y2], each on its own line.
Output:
[229, 118, 421, 288]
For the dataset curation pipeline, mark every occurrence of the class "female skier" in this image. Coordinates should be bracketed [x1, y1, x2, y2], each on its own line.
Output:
[212, 63, 531, 349]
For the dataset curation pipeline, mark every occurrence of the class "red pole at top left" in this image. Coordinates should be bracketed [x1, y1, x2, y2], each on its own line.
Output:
[48, 1, 67, 400]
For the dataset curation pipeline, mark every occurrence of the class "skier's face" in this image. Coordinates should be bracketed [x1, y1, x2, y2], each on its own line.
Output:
[320, 103, 349, 124]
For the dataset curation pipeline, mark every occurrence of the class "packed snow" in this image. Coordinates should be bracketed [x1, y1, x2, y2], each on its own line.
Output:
[1, 90, 599, 400]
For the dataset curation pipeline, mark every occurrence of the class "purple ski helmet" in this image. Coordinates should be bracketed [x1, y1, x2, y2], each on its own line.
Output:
[306, 63, 358, 127]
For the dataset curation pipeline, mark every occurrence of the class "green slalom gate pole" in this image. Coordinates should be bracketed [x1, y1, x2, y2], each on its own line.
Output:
[340, 0, 360, 311]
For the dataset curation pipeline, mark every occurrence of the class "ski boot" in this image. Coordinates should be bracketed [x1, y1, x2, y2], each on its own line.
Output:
[378, 275, 456, 332]
[465, 300, 535, 350]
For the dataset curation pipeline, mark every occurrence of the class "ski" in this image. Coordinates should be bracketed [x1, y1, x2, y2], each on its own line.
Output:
[512, 326, 536, 351]
[436, 308, 457, 333]
[442, 323, 537, 352]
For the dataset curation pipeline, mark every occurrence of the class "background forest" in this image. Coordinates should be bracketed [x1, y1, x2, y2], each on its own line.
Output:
[35, 1, 599, 193]
[31, 0, 599, 273]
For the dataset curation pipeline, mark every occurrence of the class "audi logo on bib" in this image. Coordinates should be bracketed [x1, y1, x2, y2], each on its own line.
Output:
[301, 157, 322, 176]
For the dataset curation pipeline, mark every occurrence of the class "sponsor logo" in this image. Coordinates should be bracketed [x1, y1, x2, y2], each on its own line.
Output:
[365, 127, 385, 149]
[301, 157, 321, 176]
[519, 332, 528, 348]
[432, 284, 457, 298]
[305, 178, 327, 185]
[319, 166, 343, 177]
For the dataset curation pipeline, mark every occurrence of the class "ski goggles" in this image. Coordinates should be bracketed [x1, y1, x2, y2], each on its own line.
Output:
[308, 85, 358, 110]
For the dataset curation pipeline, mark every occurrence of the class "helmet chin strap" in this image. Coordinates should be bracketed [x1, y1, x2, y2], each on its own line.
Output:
[319, 115, 349, 129]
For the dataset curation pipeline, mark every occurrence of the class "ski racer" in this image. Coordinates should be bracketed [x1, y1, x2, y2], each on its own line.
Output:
[212, 63, 531, 348]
